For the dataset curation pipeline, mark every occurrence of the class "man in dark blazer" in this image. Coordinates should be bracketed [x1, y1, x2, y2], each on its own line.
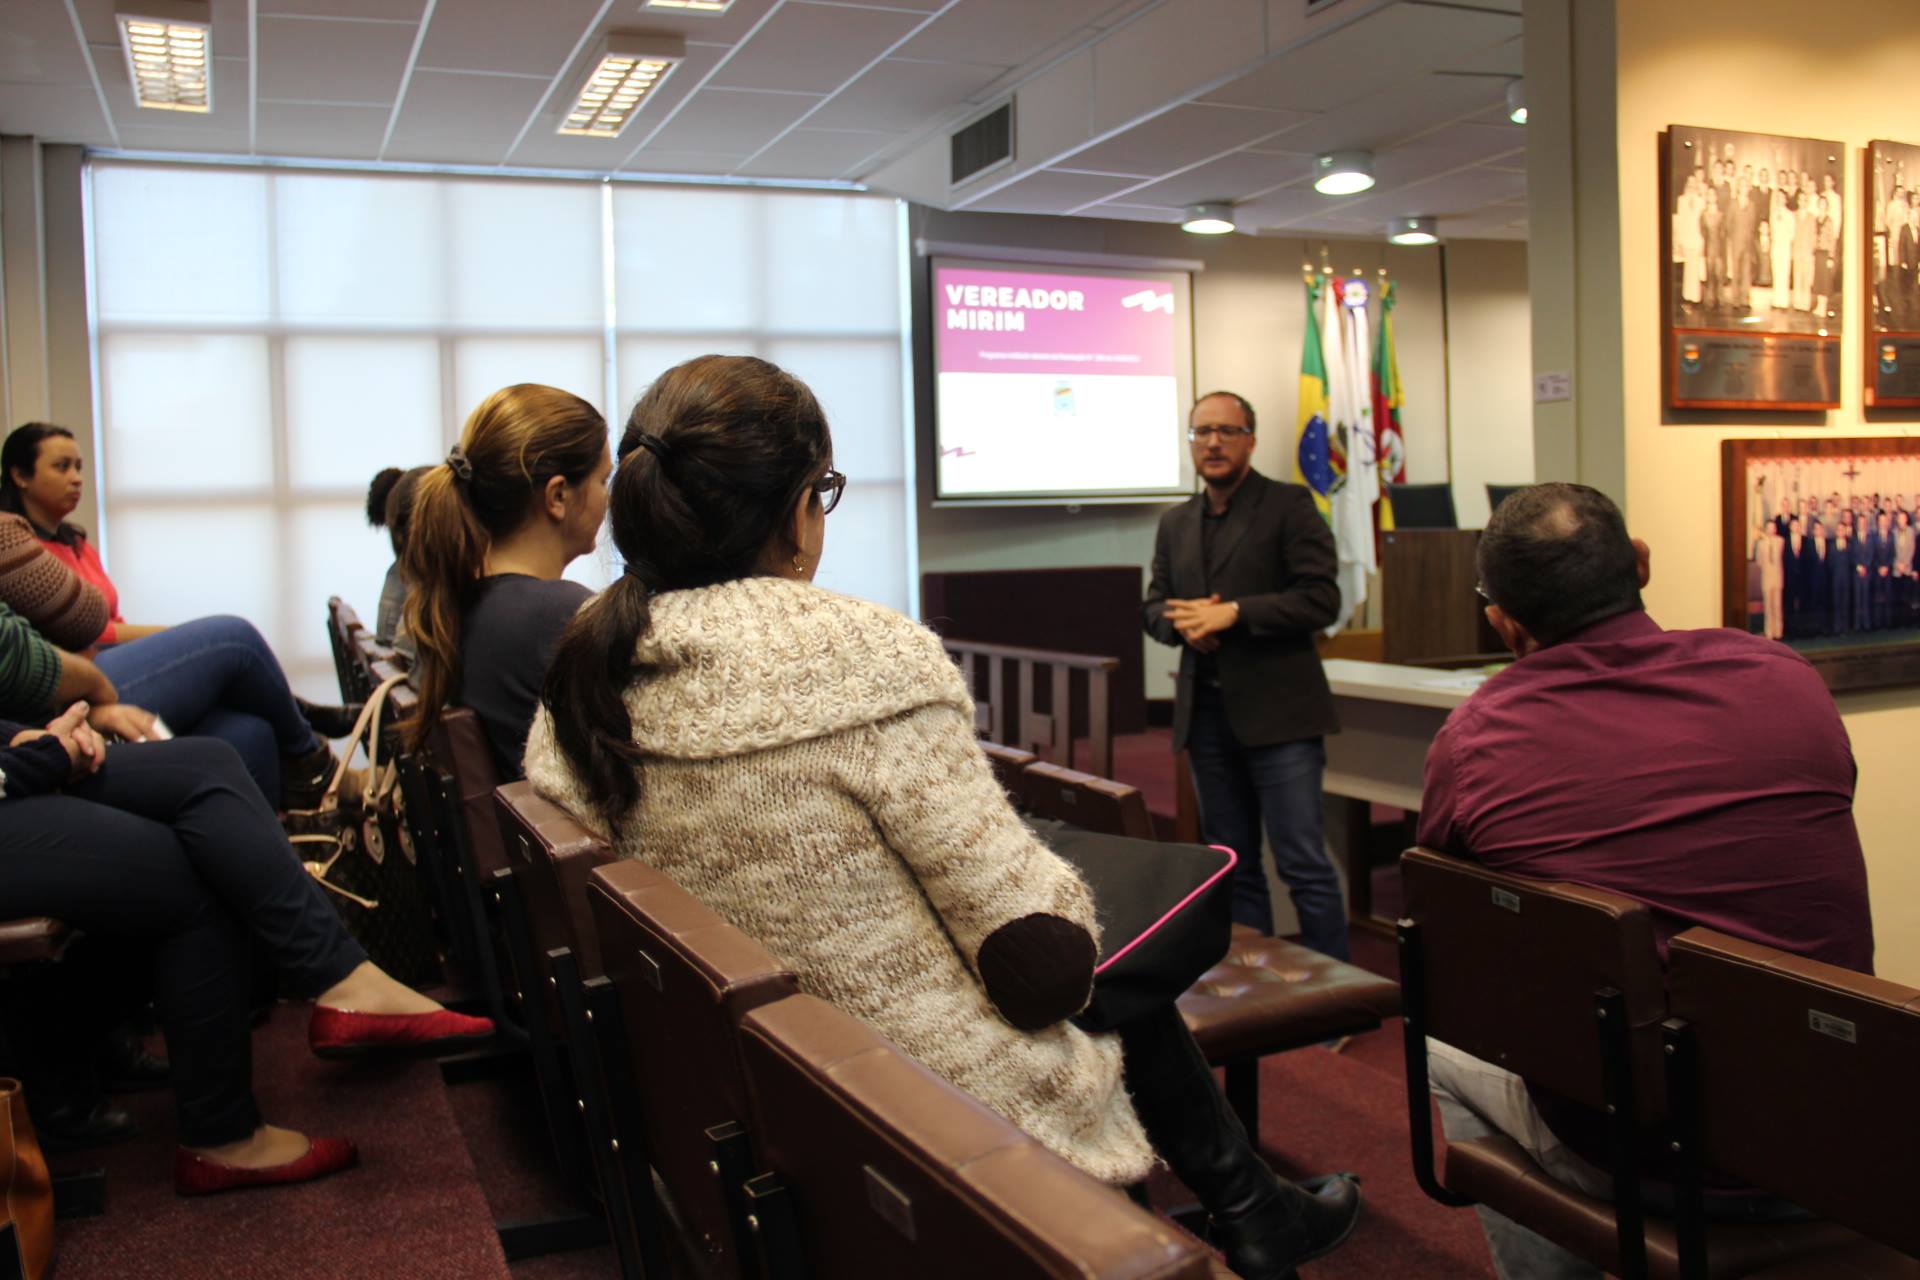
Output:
[1143, 390, 1349, 959]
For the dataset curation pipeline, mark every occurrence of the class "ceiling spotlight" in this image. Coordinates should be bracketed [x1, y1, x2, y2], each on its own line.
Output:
[1181, 203, 1236, 235]
[1506, 79, 1527, 125]
[1312, 150, 1375, 197]
[116, 1, 213, 114]
[558, 33, 686, 138]
[1386, 216, 1438, 246]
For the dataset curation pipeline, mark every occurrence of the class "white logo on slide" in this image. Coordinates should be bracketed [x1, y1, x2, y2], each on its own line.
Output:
[1119, 289, 1174, 314]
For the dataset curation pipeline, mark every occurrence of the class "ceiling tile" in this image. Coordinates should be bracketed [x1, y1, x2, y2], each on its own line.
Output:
[1229, 185, 1343, 231]
[260, 0, 427, 18]
[613, 0, 784, 47]
[962, 168, 1147, 215]
[1241, 72, 1505, 158]
[384, 69, 550, 164]
[112, 123, 252, 154]
[734, 126, 896, 179]
[1065, 103, 1311, 175]
[1202, 2, 1519, 113]
[621, 147, 751, 176]
[1333, 165, 1527, 219]
[807, 57, 1006, 131]
[0, 82, 114, 146]
[257, 15, 416, 103]
[644, 85, 820, 154]
[1443, 34, 1523, 78]
[708, 3, 927, 95]
[415, 0, 604, 78]
[893, 0, 1116, 68]
[1118, 148, 1315, 207]
[256, 101, 389, 158]
[1082, 201, 1183, 225]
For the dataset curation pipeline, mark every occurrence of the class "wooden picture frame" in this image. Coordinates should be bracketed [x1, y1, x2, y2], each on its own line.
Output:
[1721, 437, 1920, 692]
[1865, 139, 1920, 408]
[1664, 126, 1844, 411]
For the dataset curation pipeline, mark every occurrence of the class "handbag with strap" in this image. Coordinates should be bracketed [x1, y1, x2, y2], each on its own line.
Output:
[1026, 820, 1238, 1033]
[285, 673, 442, 987]
[1, 1077, 53, 1280]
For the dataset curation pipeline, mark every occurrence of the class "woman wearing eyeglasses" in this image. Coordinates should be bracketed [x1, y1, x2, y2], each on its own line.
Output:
[399, 384, 611, 779]
[524, 355, 1358, 1280]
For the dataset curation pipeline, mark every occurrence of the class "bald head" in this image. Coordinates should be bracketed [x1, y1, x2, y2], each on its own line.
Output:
[1477, 483, 1643, 646]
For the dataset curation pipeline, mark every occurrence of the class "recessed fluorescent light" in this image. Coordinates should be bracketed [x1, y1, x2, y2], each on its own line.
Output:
[1387, 216, 1438, 246]
[558, 33, 686, 139]
[1313, 150, 1375, 197]
[116, 1, 212, 114]
[642, 0, 732, 10]
[1182, 202, 1236, 235]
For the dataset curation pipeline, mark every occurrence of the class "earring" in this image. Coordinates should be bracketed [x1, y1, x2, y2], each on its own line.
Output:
[792, 552, 807, 573]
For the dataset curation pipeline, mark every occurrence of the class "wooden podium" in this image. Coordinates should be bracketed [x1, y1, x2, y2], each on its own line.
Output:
[1380, 529, 1502, 664]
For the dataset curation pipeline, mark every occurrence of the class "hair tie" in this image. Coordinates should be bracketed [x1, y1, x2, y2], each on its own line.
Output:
[445, 444, 474, 484]
[634, 434, 673, 464]
[620, 561, 652, 592]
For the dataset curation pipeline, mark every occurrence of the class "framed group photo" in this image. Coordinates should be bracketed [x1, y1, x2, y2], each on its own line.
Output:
[1722, 437, 1920, 691]
[1867, 139, 1920, 407]
[1664, 125, 1845, 410]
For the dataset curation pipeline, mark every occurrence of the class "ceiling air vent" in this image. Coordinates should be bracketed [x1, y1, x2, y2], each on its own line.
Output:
[950, 102, 1013, 188]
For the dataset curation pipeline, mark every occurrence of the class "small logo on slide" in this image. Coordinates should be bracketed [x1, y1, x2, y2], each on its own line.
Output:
[1119, 289, 1174, 314]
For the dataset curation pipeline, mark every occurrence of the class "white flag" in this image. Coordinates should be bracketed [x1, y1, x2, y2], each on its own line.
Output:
[1324, 278, 1378, 633]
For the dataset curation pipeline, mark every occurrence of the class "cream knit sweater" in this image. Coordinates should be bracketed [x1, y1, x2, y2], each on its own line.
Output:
[523, 575, 1154, 1184]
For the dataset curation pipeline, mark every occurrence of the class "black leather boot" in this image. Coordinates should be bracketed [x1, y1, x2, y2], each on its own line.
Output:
[296, 696, 365, 740]
[281, 741, 338, 811]
[1117, 1006, 1361, 1279]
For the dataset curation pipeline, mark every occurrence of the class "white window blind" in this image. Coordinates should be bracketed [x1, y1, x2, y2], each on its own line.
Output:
[88, 161, 911, 699]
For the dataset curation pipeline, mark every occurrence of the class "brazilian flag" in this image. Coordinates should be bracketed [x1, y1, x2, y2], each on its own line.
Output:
[1294, 274, 1333, 519]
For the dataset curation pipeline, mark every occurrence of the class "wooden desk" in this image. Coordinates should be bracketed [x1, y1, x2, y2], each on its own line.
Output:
[1320, 658, 1494, 933]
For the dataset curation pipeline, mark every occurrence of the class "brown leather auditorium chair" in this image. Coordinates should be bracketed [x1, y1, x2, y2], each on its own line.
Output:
[978, 740, 1038, 804]
[587, 859, 800, 1279]
[1663, 928, 1920, 1279]
[735, 990, 1219, 1279]
[1398, 848, 1853, 1280]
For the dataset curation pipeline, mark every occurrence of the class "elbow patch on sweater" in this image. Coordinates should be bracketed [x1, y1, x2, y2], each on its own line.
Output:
[975, 912, 1097, 1031]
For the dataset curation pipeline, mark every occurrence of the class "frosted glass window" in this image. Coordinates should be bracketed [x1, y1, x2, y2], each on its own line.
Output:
[764, 339, 902, 482]
[93, 167, 270, 323]
[277, 175, 445, 325]
[102, 334, 272, 494]
[286, 337, 443, 488]
[455, 337, 606, 427]
[762, 194, 899, 335]
[446, 181, 603, 329]
[613, 188, 758, 332]
[109, 506, 279, 636]
[617, 336, 758, 416]
[290, 504, 401, 668]
[814, 483, 906, 611]
[565, 542, 615, 594]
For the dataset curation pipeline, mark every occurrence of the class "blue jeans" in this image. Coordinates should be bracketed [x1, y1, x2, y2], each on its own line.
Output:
[1186, 682, 1349, 960]
[95, 615, 321, 803]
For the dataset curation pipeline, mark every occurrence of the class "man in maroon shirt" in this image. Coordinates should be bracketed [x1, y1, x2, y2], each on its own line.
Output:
[1416, 482, 1872, 1279]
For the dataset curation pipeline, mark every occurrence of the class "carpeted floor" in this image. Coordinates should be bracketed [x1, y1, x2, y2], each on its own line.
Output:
[49, 1004, 511, 1280]
[43, 914, 1493, 1278]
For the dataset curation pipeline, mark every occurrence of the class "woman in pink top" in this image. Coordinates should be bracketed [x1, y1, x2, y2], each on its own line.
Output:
[2, 423, 353, 809]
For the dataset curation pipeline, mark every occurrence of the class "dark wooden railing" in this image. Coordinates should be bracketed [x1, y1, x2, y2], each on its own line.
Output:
[941, 638, 1120, 780]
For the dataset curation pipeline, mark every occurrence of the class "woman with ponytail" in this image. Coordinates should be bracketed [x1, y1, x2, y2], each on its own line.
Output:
[524, 355, 1359, 1280]
[400, 386, 609, 778]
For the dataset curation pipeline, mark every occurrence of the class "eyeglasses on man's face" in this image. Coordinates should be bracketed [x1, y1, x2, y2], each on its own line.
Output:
[813, 468, 847, 515]
[1187, 425, 1255, 442]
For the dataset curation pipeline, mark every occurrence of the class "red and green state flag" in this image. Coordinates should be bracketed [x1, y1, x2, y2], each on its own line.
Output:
[1294, 275, 1333, 519]
[1371, 279, 1406, 530]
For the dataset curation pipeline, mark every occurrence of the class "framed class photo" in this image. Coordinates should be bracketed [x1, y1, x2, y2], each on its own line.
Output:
[1664, 126, 1844, 410]
[1722, 437, 1920, 692]
[1866, 139, 1920, 408]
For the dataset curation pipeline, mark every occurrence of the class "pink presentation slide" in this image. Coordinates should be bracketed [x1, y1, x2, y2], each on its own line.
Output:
[934, 264, 1183, 498]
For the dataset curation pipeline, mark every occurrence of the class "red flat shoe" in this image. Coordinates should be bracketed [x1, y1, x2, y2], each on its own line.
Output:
[175, 1137, 359, 1196]
[308, 1005, 495, 1060]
